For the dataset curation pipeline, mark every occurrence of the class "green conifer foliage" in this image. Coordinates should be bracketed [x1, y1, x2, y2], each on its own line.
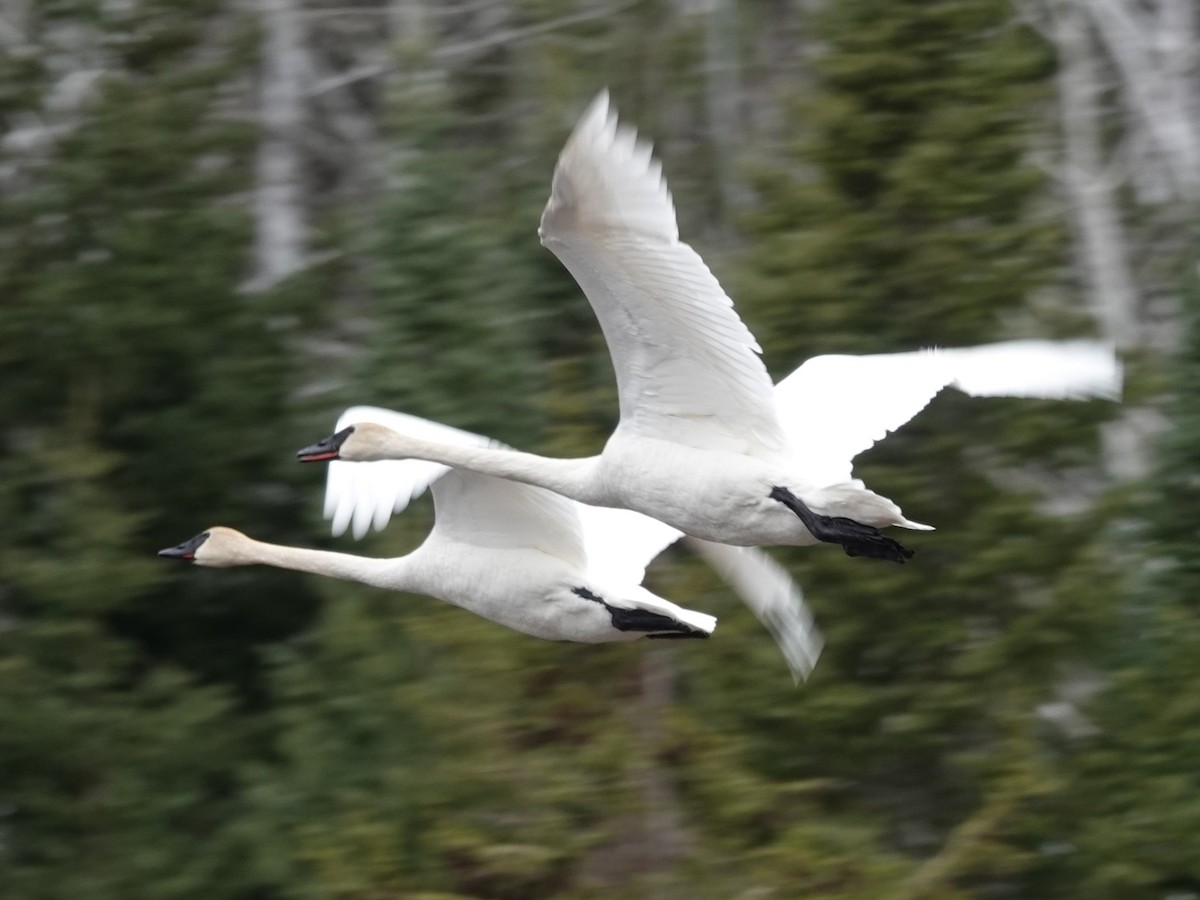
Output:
[0, 0, 320, 689]
[696, 0, 1119, 886]
[1024, 264, 1200, 897]
[351, 101, 550, 446]
[0, 432, 259, 899]
[0, 2, 318, 895]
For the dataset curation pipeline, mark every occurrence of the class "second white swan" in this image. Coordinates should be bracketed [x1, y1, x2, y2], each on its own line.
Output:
[159, 467, 717, 645]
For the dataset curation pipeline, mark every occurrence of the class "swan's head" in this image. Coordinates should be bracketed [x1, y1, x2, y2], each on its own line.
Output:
[296, 422, 403, 463]
[157, 526, 253, 567]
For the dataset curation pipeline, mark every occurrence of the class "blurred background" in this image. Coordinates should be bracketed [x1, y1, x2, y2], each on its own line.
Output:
[1, 0, 1197, 897]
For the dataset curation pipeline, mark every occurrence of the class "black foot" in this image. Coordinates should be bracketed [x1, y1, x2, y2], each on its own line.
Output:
[770, 486, 914, 564]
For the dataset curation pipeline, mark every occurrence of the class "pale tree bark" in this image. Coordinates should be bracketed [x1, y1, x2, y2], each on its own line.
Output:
[702, 0, 747, 221]
[246, 0, 309, 293]
[1084, 0, 1200, 202]
[1051, 0, 1141, 347]
[1020, 0, 1200, 351]
[0, 10, 107, 171]
[1015, 0, 1200, 478]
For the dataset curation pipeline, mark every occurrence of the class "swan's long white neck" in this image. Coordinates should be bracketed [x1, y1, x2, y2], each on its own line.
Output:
[367, 433, 606, 506]
[222, 536, 413, 591]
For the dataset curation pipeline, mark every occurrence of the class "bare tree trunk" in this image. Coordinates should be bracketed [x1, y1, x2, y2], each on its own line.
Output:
[634, 648, 692, 873]
[1155, 0, 1200, 200]
[246, 0, 309, 293]
[1052, 0, 1141, 347]
[702, 0, 747, 221]
[1085, 0, 1200, 201]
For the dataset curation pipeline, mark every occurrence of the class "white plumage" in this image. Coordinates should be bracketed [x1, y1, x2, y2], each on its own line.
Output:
[159, 461, 718, 648]
[311, 406, 823, 680]
[776, 340, 1123, 487]
[315, 92, 1121, 564]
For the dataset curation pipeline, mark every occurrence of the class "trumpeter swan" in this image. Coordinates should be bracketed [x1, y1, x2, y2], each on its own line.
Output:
[300, 92, 1121, 562]
[159, 467, 719, 645]
[295, 408, 822, 680]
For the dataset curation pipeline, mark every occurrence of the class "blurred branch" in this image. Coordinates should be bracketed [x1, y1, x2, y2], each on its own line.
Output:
[1085, 0, 1200, 200]
[307, 63, 387, 97]
[432, 0, 642, 61]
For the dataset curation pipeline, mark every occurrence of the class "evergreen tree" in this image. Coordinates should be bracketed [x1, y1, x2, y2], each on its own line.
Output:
[0, 1, 1148, 896]
[0, 2, 318, 894]
[1023, 260, 1200, 898]
[348, 94, 552, 447]
[703, 0, 1119, 889]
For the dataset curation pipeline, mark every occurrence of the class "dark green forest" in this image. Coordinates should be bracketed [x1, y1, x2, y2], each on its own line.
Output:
[1, 0, 1197, 897]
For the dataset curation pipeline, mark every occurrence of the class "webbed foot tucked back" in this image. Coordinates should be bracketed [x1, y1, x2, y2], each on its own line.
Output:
[770, 486, 914, 563]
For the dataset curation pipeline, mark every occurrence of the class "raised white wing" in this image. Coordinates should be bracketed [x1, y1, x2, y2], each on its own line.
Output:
[539, 91, 784, 455]
[776, 340, 1123, 486]
[320, 407, 589, 565]
[684, 539, 823, 682]
[322, 406, 495, 540]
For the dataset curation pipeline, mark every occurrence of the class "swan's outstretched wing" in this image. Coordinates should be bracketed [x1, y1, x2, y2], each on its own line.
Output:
[574, 503, 684, 587]
[776, 340, 1123, 486]
[426, 469, 589, 569]
[539, 91, 784, 455]
[322, 406, 496, 539]
[685, 539, 823, 682]
[320, 406, 589, 564]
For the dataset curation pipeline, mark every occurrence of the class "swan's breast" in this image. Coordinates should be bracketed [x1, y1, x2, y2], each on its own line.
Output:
[598, 434, 788, 542]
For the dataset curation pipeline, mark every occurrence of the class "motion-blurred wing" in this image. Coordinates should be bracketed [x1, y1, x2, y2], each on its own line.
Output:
[539, 91, 784, 455]
[322, 406, 496, 539]
[685, 539, 824, 682]
[776, 340, 1123, 486]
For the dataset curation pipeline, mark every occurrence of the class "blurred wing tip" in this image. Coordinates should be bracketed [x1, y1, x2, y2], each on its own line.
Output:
[785, 632, 826, 684]
[576, 88, 616, 139]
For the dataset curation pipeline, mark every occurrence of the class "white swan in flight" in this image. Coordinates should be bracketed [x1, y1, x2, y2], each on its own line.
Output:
[301, 92, 1121, 562]
[158, 466, 719, 646]
[294, 407, 823, 680]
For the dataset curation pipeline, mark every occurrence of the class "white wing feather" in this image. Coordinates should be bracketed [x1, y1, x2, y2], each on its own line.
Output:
[776, 340, 1123, 486]
[574, 504, 684, 587]
[323, 406, 496, 540]
[425, 468, 588, 569]
[685, 539, 824, 682]
[539, 91, 785, 455]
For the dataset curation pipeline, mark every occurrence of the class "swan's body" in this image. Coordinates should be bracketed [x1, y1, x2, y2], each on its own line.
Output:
[298, 408, 823, 679]
[159, 467, 716, 645]
[304, 93, 1121, 561]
